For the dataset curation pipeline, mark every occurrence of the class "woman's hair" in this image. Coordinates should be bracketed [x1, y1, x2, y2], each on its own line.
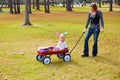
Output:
[90, 3, 98, 11]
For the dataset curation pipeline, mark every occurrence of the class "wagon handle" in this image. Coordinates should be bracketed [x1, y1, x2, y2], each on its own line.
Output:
[69, 32, 85, 54]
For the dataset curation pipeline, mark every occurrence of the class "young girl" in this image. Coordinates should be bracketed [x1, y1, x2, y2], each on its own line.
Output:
[38, 32, 68, 52]
[56, 32, 67, 50]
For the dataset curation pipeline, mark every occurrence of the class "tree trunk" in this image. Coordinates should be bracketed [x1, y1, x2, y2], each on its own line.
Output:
[44, 0, 47, 12]
[99, 0, 101, 7]
[4, 0, 7, 7]
[9, 0, 13, 14]
[8, 0, 10, 8]
[63, 0, 65, 7]
[29, 0, 32, 13]
[0, 0, 5, 11]
[47, 0, 50, 13]
[44, 0, 50, 13]
[66, 0, 72, 11]
[33, 0, 35, 9]
[118, 0, 120, 5]
[51, 0, 54, 6]
[36, 0, 40, 10]
[16, 0, 20, 13]
[109, 0, 113, 11]
[13, 0, 17, 14]
[71, 0, 74, 8]
[24, 0, 31, 25]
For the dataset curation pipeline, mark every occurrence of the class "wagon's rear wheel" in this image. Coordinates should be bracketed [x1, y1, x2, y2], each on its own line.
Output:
[36, 54, 44, 62]
[57, 53, 65, 59]
[63, 54, 71, 62]
[43, 57, 51, 65]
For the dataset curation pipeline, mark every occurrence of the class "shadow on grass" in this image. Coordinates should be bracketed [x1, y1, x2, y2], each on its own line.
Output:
[94, 56, 120, 67]
[48, 60, 82, 67]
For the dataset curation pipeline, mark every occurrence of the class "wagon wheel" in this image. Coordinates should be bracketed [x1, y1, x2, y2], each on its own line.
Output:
[36, 54, 44, 62]
[43, 56, 51, 65]
[63, 54, 71, 62]
[57, 53, 65, 59]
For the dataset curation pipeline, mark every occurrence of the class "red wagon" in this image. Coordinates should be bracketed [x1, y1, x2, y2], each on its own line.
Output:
[36, 33, 84, 65]
[36, 48, 71, 65]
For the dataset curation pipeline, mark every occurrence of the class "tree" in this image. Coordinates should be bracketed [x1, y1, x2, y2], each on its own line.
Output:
[33, 0, 35, 9]
[63, 0, 65, 7]
[16, 0, 20, 13]
[29, 0, 32, 13]
[13, 0, 17, 13]
[44, 0, 50, 13]
[109, 0, 113, 11]
[118, 0, 120, 5]
[36, 0, 40, 10]
[71, 0, 74, 8]
[24, 0, 31, 25]
[47, 0, 50, 13]
[9, 0, 13, 14]
[8, 0, 10, 8]
[44, 0, 47, 12]
[99, 0, 101, 7]
[0, 0, 5, 11]
[66, 0, 72, 11]
[51, 0, 54, 6]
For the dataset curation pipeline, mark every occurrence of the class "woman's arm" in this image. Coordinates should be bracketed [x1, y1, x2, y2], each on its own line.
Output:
[83, 12, 90, 33]
[99, 11, 104, 32]
[99, 11, 104, 28]
[85, 12, 91, 29]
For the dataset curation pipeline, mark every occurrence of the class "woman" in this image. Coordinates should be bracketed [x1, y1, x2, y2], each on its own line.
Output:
[82, 3, 104, 57]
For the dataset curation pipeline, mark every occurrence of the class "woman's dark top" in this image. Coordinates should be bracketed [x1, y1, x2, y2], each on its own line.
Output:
[85, 10, 104, 29]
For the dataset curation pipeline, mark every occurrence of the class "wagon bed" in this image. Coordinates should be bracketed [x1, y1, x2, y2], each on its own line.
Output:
[37, 48, 69, 56]
[36, 48, 71, 65]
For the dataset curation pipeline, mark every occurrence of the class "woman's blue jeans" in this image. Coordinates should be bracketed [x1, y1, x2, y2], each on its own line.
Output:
[83, 28, 100, 56]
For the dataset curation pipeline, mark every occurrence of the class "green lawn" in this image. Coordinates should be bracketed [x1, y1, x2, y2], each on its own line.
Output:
[0, 6, 120, 80]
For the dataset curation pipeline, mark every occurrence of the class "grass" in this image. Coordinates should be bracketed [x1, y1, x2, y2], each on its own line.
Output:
[0, 5, 120, 80]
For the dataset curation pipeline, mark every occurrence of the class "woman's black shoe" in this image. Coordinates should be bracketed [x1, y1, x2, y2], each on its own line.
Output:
[81, 55, 89, 57]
